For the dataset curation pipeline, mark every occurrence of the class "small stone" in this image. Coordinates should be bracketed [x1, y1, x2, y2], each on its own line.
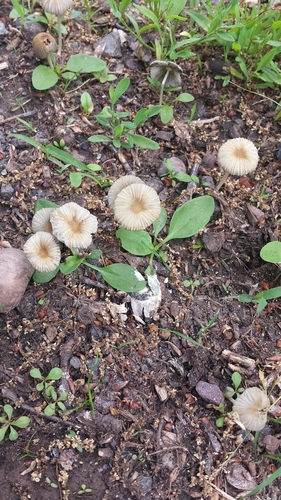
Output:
[226, 464, 257, 491]
[202, 232, 225, 253]
[196, 381, 224, 405]
[70, 356, 81, 369]
[94, 29, 122, 58]
[0, 21, 8, 36]
[1, 183, 14, 200]
[134, 475, 153, 495]
[158, 156, 186, 177]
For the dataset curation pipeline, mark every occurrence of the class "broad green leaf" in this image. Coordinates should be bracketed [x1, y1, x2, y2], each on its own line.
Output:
[44, 404, 56, 416]
[134, 5, 160, 28]
[88, 135, 111, 143]
[36, 382, 44, 391]
[232, 372, 242, 390]
[160, 105, 173, 124]
[164, 196, 215, 243]
[256, 297, 267, 312]
[32, 267, 60, 284]
[12, 417, 30, 428]
[9, 427, 18, 441]
[46, 367, 63, 380]
[175, 93, 195, 103]
[260, 241, 281, 264]
[58, 402, 66, 411]
[30, 368, 42, 379]
[60, 256, 84, 274]
[116, 228, 154, 256]
[59, 392, 69, 401]
[128, 134, 159, 150]
[87, 249, 102, 260]
[70, 171, 82, 187]
[0, 426, 8, 442]
[237, 294, 254, 303]
[110, 77, 130, 106]
[99, 263, 146, 292]
[35, 200, 59, 212]
[86, 164, 101, 172]
[256, 49, 276, 72]
[256, 286, 281, 301]
[4, 405, 13, 420]
[32, 66, 58, 91]
[174, 172, 193, 183]
[153, 207, 167, 239]
[80, 91, 93, 112]
[133, 108, 149, 127]
[66, 54, 106, 73]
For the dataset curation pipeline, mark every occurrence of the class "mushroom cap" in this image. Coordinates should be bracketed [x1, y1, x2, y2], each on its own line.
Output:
[217, 138, 259, 176]
[32, 32, 57, 59]
[50, 202, 98, 249]
[32, 207, 54, 233]
[150, 60, 182, 87]
[40, 0, 73, 15]
[233, 387, 270, 431]
[108, 175, 144, 210]
[23, 231, 61, 272]
[113, 183, 161, 231]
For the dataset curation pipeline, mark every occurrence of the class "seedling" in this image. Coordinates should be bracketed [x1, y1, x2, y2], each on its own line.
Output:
[228, 286, 281, 313]
[225, 372, 244, 400]
[19, 432, 37, 460]
[215, 402, 227, 428]
[183, 279, 201, 294]
[160, 158, 199, 187]
[30, 367, 68, 416]
[46, 477, 58, 489]
[81, 91, 93, 114]
[0, 405, 30, 442]
[78, 484, 92, 495]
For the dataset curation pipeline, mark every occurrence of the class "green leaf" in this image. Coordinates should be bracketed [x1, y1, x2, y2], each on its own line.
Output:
[46, 368, 63, 381]
[237, 294, 255, 303]
[88, 135, 111, 143]
[260, 241, 281, 264]
[12, 416, 30, 428]
[59, 392, 69, 401]
[86, 163, 101, 172]
[32, 66, 59, 91]
[216, 417, 224, 428]
[256, 49, 276, 72]
[174, 172, 193, 183]
[160, 105, 173, 124]
[32, 267, 60, 284]
[70, 171, 82, 187]
[232, 372, 242, 390]
[35, 200, 59, 212]
[80, 91, 93, 112]
[98, 264, 146, 292]
[9, 133, 41, 148]
[36, 382, 44, 391]
[256, 297, 268, 312]
[110, 77, 130, 106]
[66, 54, 106, 73]
[43, 145, 89, 170]
[175, 93, 194, 103]
[57, 402, 66, 411]
[0, 426, 8, 442]
[256, 286, 281, 301]
[60, 255, 84, 274]
[116, 228, 154, 256]
[4, 405, 13, 420]
[164, 196, 215, 243]
[9, 427, 18, 441]
[128, 134, 159, 150]
[88, 249, 102, 260]
[44, 404, 56, 416]
[153, 207, 167, 239]
[30, 368, 42, 379]
[133, 108, 148, 127]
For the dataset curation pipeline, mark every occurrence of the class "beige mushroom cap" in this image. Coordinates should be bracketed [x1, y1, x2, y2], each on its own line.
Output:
[23, 231, 61, 272]
[113, 183, 161, 231]
[150, 60, 182, 87]
[50, 202, 98, 249]
[233, 387, 270, 431]
[32, 207, 54, 233]
[32, 33, 57, 59]
[40, 0, 73, 15]
[108, 175, 144, 210]
[217, 138, 259, 176]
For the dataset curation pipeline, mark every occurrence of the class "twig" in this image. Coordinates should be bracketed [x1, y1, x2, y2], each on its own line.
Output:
[56, 462, 63, 500]
[103, 142, 133, 174]
[208, 483, 237, 500]
[0, 109, 38, 123]
[191, 116, 220, 126]
[148, 445, 190, 456]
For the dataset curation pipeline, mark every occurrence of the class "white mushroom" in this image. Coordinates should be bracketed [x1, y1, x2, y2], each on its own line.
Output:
[233, 387, 270, 431]
[150, 60, 182, 105]
[50, 202, 98, 249]
[32, 207, 54, 233]
[216, 138, 259, 191]
[107, 175, 144, 210]
[40, 0, 73, 55]
[23, 232, 61, 272]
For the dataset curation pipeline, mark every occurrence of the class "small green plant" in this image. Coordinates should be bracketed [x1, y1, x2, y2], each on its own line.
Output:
[78, 484, 93, 495]
[46, 477, 58, 489]
[81, 91, 93, 114]
[183, 279, 201, 294]
[225, 372, 244, 399]
[30, 367, 68, 416]
[215, 402, 227, 428]
[19, 432, 37, 460]
[68, 430, 83, 452]
[160, 158, 199, 186]
[228, 287, 281, 313]
[88, 77, 161, 150]
[260, 241, 281, 265]
[160, 310, 219, 348]
[0, 405, 30, 442]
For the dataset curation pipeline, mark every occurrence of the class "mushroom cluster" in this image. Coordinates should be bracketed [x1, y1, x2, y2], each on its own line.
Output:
[108, 175, 161, 231]
[40, 0, 73, 55]
[24, 202, 98, 272]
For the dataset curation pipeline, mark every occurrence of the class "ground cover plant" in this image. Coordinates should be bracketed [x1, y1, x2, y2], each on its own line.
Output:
[1, 0, 281, 498]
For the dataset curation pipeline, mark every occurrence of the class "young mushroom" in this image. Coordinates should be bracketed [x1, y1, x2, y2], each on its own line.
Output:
[107, 175, 144, 210]
[32, 32, 57, 69]
[40, 0, 73, 55]
[23, 231, 61, 272]
[216, 137, 259, 191]
[233, 387, 270, 431]
[150, 60, 182, 105]
[32, 207, 55, 233]
[113, 183, 161, 231]
[50, 202, 98, 249]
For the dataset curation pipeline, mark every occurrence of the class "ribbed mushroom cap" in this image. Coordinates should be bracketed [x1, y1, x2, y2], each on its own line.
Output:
[233, 387, 270, 431]
[32, 208, 54, 233]
[108, 175, 144, 210]
[23, 232, 61, 272]
[217, 138, 259, 176]
[32, 33, 57, 59]
[113, 183, 161, 231]
[50, 202, 98, 249]
[40, 0, 73, 15]
[150, 60, 182, 87]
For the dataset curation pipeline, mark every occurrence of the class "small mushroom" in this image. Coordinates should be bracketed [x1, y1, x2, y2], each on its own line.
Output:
[32, 207, 55, 233]
[23, 231, 61, 272]
[40, 0, 73, 55]
[233, 387, 270, 431]
[0, 248, 34, 313]
[32, 32, 57, 69]
[150, 60, 182, 105]
[113, 183, 161, 231]
[50, 202, 98, 249]
[107, 175, 144, 210]
[216, 137, 259, 191]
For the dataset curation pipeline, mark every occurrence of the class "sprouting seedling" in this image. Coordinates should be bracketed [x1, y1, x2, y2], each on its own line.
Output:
[30, 367, 63, 392]
[0, 405, 30, 442]
[78, 484, 93, 495]
[81, 91, 93, 114]
[32, 32, 57, 69]
[150, 60, 182, 105]
[183, 279, 201, 294]
[225, 372, 244, 400]
[40, 0, 73, 55]
[30, 367, 68, 416]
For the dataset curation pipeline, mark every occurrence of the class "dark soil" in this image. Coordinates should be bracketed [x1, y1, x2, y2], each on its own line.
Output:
[1, 1, 281, 499]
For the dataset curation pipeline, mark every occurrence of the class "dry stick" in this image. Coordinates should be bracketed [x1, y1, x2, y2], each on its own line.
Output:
[0, 109, 38, 123]
[208, 483, 237, 500]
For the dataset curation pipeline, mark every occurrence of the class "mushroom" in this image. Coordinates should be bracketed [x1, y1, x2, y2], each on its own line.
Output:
[32, 207, 54, 233]
[233, 387, 270, 431]
[23, 231, 61, 272]
[40, 0, 73, 55]
[0, 247, 34, 313]
[32, 32, 57, 69]
[113, 183, 161, 231]
[150, 60, 182, 105]
[50, 202, 98, 249]
[216, 137, 259, 191]
[107, 175, 144, 210]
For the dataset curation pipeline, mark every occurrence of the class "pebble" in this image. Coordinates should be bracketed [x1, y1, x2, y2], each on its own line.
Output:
[94, 29, 122, 58]
[135, 475, 153, 495]
[195, 381, 224, 405]
[70, 356, 81, 369]
[1, 183, 14, 200]
[0, 21, 8, 36]
[276, 148, 281, 161]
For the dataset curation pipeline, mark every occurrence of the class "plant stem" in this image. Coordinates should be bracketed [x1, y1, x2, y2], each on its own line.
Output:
[159, 69, 170, 105]
[57, 16, 62, 55]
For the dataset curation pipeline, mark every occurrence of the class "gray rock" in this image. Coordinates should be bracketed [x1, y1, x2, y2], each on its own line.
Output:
[1, 183, 14, 200]
[135, 475, 153, 495]
[196, 381, 224, 405]
[70, 356, 81, 369]
[94, 29, 122, 58]
[0, 21, 8, 36]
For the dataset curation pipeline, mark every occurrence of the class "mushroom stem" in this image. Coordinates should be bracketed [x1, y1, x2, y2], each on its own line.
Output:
[57, 15, 62, 56]
[216, 171, 230, 191]
[46, 52, 54, 69]
[159, 69, 170, 106]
